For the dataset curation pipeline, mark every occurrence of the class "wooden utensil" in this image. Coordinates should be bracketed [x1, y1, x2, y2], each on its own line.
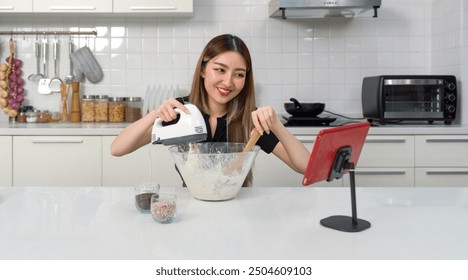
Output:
[70, 81, 81, 122]
[60, 83, 69, 121]
[243, 129, 262, 152]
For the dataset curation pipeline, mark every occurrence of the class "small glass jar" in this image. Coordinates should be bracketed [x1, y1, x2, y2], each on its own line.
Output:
[151, 193, 177, 224]
[17, 106, 28, 123]
[135, 182, 160, 213]
[125, 97, 142, 123]
[26, 110, 39, 123]
[108, 97, 125, 122]
[94, 95, 109, 122]
[81, 95, 96, 122]
[37, 110, 50, 123]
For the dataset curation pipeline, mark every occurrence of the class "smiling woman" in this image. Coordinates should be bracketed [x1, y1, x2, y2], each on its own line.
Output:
[111, 34, 311, 187]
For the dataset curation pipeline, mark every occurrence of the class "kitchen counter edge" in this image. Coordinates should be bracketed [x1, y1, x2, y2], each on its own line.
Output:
[1, 122, 468, 136]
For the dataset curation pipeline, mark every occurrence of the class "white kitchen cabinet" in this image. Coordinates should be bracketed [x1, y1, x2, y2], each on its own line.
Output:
[414, 135, 468, 187]
[415, 135, 468, 167]
[353, 135, 415, 187]
[415, 168, 468, 187]
[113, 0, 193, 15]
[102, 136, 181, 187]
[0, 0, 32, 12]
[0, 136, 12, 186]
[13, 136, 101, 186]
[32, 0, 112, 13]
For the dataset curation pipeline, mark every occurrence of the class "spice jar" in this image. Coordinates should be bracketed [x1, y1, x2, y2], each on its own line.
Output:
[26, 110, 39, 123]
[108, 97, 125, 122]
[94, 95, 109, 122]
[37, 110, 50, 123]
[81, 95, 96, 122]
[125, 97, 142, 122]
[17, 106, 28, 123]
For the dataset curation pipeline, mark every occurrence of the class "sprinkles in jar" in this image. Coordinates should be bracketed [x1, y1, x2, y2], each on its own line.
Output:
[151, 193, 176, 224]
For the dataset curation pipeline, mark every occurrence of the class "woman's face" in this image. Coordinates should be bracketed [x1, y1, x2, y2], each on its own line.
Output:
[202, 51, 247, 112]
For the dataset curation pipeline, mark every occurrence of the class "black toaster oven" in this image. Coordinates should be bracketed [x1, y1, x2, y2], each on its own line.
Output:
[362, 75, 457, 125]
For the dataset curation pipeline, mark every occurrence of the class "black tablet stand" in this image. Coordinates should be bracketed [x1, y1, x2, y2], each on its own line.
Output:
[320, 146, 371, 232]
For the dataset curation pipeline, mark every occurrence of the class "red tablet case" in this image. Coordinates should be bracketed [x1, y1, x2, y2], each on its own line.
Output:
[302, 122, 370, 186]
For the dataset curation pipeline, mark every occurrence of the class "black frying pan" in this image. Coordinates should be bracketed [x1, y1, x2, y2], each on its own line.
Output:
[284, 98, 325, 117]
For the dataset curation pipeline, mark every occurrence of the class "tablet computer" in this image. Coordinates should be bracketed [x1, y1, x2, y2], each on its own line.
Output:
[302, 122, 370, 186]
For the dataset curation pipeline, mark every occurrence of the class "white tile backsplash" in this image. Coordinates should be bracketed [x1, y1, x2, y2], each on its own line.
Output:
[1, 0, 467, 124]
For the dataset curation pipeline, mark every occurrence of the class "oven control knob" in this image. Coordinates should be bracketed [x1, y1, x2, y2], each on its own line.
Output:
[447, 94, 456, 102]
[446, 82, 456, 91]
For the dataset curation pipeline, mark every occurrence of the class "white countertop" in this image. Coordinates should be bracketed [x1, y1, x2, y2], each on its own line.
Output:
[1, 186, 467, 260]
[1, 122, 468, 136]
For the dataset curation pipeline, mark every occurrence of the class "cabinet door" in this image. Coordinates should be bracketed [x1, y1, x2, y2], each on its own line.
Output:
[415, 168, 468, 187]
[0, 0, 32, 12]
[351, 168, 415, 187]
[0, 136, 12, 186]
[251, 136, 342, 187]
[13, 136, 101, 186]
[102, 136, 181, 187]
[358, 136, 414, 167]
[113, 0, 193, 15]
[415, 135, 468, 167]
[32, 0, 112, 13]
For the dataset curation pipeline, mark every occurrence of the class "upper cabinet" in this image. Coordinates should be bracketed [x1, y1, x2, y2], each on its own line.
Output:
[0, 0, 193, 15]
[0, 0, 32, 13]
[113, 0, 192, 16]
[33, 0, 112, 13]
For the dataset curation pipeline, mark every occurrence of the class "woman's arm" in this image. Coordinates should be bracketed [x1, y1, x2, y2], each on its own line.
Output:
[251, 106, 310, 174]
[111, 98, 189, 157]
[110, 109, 157, 156]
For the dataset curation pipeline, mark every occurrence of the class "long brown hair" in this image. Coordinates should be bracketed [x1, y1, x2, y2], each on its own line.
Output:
[188, 34, 256, 186]
[189, 34, 256, 143]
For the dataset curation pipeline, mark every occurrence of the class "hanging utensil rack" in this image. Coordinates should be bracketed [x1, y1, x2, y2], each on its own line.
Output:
[0, 30, 97, 37]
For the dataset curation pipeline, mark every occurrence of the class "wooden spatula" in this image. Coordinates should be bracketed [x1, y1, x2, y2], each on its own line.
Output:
[243, 129, 262, 152]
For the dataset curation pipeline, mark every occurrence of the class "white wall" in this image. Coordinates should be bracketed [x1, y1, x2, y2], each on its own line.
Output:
[1, 0, 465, 124]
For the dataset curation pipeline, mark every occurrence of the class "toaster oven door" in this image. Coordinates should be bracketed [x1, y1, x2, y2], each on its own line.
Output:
[383, 78, 445, 119]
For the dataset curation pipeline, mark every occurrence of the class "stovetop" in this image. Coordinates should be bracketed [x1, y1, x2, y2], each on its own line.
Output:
[282, 115, 337, 127]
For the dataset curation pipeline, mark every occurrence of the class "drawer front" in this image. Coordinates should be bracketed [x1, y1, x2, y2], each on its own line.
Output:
[33, 0, 112, 13]
[350, 168, 415, 187]
[415, 135, 468, 167]
[415, 168, 468, 187]
[0, 136, 12, 186]
[113, 0, 193, 14]
[358, 136, 414, 167]
[13, 136, 101, 186]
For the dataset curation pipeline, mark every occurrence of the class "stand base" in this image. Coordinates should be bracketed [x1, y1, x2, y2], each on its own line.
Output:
[320, 215, 371, 232]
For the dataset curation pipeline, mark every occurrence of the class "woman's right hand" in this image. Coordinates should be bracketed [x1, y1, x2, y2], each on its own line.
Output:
[155, 97, 190, 122]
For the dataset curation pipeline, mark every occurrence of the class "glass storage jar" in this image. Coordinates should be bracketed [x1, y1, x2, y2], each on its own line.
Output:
[81, 95, 96, 122]
[94, 95, 109, 122]
[108, 97, 125, 122]
[125, 97, 142, 122]
[26, 110, 39, 123]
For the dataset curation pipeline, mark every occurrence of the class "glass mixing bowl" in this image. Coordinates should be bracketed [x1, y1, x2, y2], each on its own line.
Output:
[168, 142, 260, 201]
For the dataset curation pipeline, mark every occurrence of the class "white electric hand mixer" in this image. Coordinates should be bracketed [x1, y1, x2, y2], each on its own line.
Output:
[151, 104, 208, 146]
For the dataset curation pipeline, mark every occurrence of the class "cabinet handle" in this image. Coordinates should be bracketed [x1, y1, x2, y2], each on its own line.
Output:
[0, 6, 14, 10]
[426, 139, 468, 143]
[129, 6, 177, 11]
[355, 171, 406, 175]
[365, 139, 406, 143]
[31, 138, 84, 144]
[426, 171, 468, 175]
[49, 6, 97, 11]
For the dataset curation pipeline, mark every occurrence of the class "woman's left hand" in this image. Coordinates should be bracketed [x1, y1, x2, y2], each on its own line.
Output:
[251, 106, 280, 135]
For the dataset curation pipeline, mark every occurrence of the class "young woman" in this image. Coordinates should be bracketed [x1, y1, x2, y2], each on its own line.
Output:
[111, 34, 310, 186]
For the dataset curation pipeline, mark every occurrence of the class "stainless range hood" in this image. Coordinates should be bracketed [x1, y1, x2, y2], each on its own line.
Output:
[269, 0, 382, 19]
